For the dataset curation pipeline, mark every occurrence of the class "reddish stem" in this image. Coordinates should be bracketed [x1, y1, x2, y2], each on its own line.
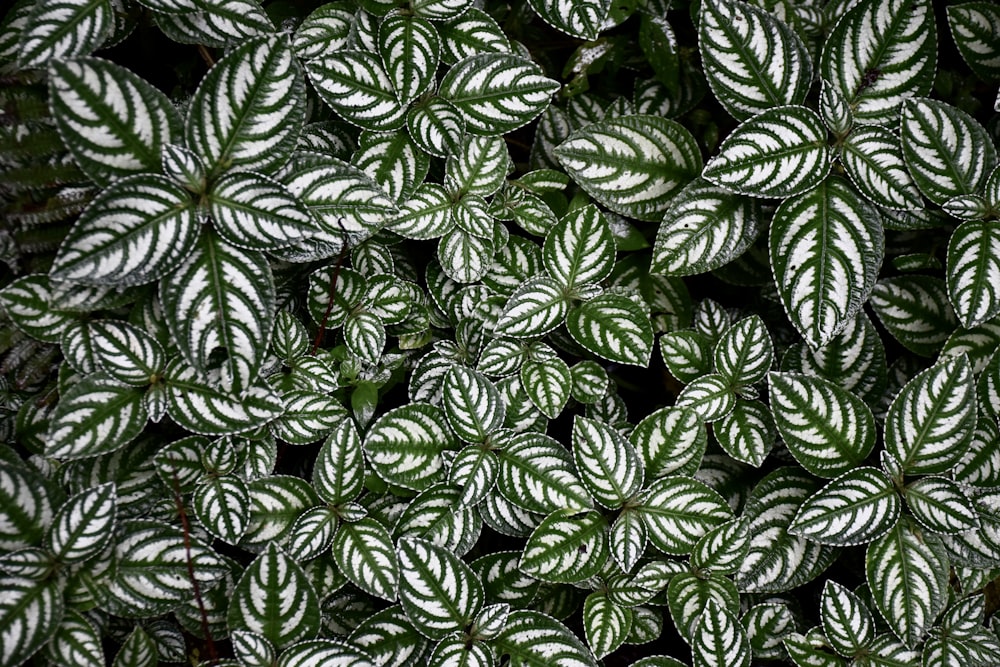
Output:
[171, 469, 218, 663]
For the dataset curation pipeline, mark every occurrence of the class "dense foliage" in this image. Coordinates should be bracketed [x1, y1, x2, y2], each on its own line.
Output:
[2, 0, 1000, 665]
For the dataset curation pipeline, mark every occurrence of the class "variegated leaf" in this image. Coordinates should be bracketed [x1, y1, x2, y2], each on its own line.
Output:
[364, 402, 454, 491]
[690, 517, 751, 575]
[18, 0, 111, 67]
[208, 171, 315, 250]
[497, 432, 592, 513]
[521, 356, 571, 419]
[668, 571, 741, 644]
[788, 467, 901, 546]
[164, 361, 285, 436]
[699, 0, 812, 120]
[714, 399, 776, 468]
[675, 373, 736, 423]
[528, 0, 611, 40]
[494, 277, 568, 338]
[193, 475, 250, 544]
[820, 0, 937, 125]
[406, 96, 467, 158]
[630, 406, 707, 479]
[91, 320, 165, 386]
[555, 114, 702, 221]
[333, 518, 399, 602]
[714, 315, 772, 387]
[444, 366, 505, 444]
[113, 625, 156, 667]
[353, 131, 429, 205]
[692, 599, 751, 667]
[821, 580, 876, 657]
[398, 537, 484, 639]
[348, 606, 429, 667]
[46, 373, 147, 460]
[583, 593, 631, 659]
[869, 275, 957, 357]
[519, 509, 608, 583]
[43, 609, 104, 667]
[543, 204, 615, 290]
[276, 639, 376, 667]
[702, 105, 830, 199]
[637, 475, 733, 555]
[903, 476, 978, 534]
[378, 14, 439, 105]
[492, 610, 599, 667]
[572, 416, 644, 509]
[313, 420, 365, 505]
[0, 576, 64, 667]
[840, 125, 923, 211]
[437, 228, 494, 283]
[449, 446, 499, 507]
[948, 2, 1000, 81]
[947, 219, 1000, 328]
[291, 3, 352, 59]
[609, 510, 647, 573]
[270, 390, 347, 445]
[46, 482, 116, 564]
[566, 294, 653, 367]
[284, 506, 338, 561]
[411, 0, 473, 21]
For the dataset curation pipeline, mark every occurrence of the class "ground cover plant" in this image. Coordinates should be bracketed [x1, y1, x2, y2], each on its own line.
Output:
[1, 0, 1000, 665]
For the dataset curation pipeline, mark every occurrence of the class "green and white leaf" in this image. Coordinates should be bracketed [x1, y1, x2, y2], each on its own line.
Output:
[527, 0, 611, 40]
[344, 311, 385, 364]
[270, 390, 347, 445]
[521, 357, 571, 419]
[444, 366, 505, 443]
[43, 609, 104, 667]
[637, 475, 733, 555]
[497, 432, 593, 513]
[702, 106, 830, 199]
[378, 14, 439, 105]
[0, 575, 65, 667]
[768, 371, 877, 478]
[165, 363, 284, 436]
[398, 537, 483, 640]
[113, 625, 157, 667]
[333, 518, 399, 602]
[820, 0, 937, 125]
[519, 509, 608, 583]
[91, 320, 165, 386]
[47, 373, 147, 460]
[18, 0, 112, 67]
[714, 400, 776, 468]
[769, 177, 883, 348]
[494, 277, 568, 338]
[48, 57, 181, 185]
[948, 2, 1000, 81]
[543, 204, 615, 290]
[675, 373, 736, 423]
[572, 416, 644, 509]
[659, 331, 713, 383]
[869, 275, 958, 357]
[436, 8, 511, 64]
[313, 420, 365, 505]
[583, 593, 631, 658]
[714, 315, 772, 387]
[241, 475, 319, 548]
[820, 580, 876, 658]
[788, 467, 900, 546]
[691, 517, 751, 575]
[566, 294, 653, 367]
[406, 97, 467, 158]
[903, 476, 978, 534]
[840, 125, 923, 211]
[284, 506, 338, 561]
[947, 219, 1000, 328]
[630, 405, 707, 478]
[698, 0, 812, 120]
[691, 599, 751, 667]
[492, 610, 599, 667]
[667, 570, 740, 642]
[445, 135, 510, 198]
[364, 402, 455, 491]
[208, 172, 315, 251]
[228, 543, 320, 650]
[193, 475, 250, 544]
[348, 606, 429, 667]
[291, 3, 352, 59]
[437, 228, 494, 284]
[46, 482, 116, 564]
[51, 175, 197, 286]
[555, 115, 702, 221]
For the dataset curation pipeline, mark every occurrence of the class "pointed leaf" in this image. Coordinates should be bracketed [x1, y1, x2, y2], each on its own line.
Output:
[333, 518, 399, 602]
[444, 366, 505, 443]
[519, 509, 608, 583]
[904, 476, 978, 534]
[543, 204, 615, 289]
[637, 475, 733, 555]
[788, 467, 901, 546]
[692, 599, 751, 667]
[378, 14, 439, 105]
[492, 610, 599, 667]
[494, 276, 568, 338]
[583, 593, 631, 659]
[566, 294, 653, 367]
[841, 125, 923, 211]
[630, 406, 707, 478]
[947, 219, 1000, 328]
[497, 432, 593, 514]
[0, 576, 64, 667]
[47, 373, 147, 460]
[91, 320, 165, 386]
[208, 171, 315, 251]
[948, 3, 1000, 82]
[364, 402, 455, 491]
[572, 416, 644, 509]
[398, 537, 484, 639]
[313, 420, 365, 505]
[18, 0, 111, 67]
[46, 482, 116, 563]
[821, 580, 876, 657]
[193, 475, 250, 544]
[521, 356, 571, 419]
[869, 275, 958, 357]
[164, 362, 284, 436]
[714, 399, 776, 468]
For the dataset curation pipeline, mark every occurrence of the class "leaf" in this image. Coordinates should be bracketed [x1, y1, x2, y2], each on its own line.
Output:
[113, 626, 157, 667]
[48, 57, 181, 186]
[411, 0, 473, 21]
[43, 609, 104, 667]
[364, 402, 455, 491]
[883, 354, 976, 474]
[0, 575, 64, 667]
[714, 315, 773, 387]
[276, 639, 376, 667]
[903, 476, 978, 534]
[900, 98, 998, 205]
[46, 373, 147, 460]
[519, 509, 608, 583]
[947, 219, 1000, 328]
[50, 175, 198, 286]
[333, 518, 399, 602]
[741, 603, 796, 662]
[820, 581, 876, 658]
[840, 125, 924, 211]
[228, 543, 320, 650]
[348, 606, 430, 667]
[768, 371, 877, 478]
[186, 35, 305, 175]
[566, 294, 653, 367]
[667, 571, 740, 642]
[398, 537, 484, 639]
[46, 482, 116, 564]
[378, 14, 439, 105]
[528, 0, 611, 40]
[449, 446, 499, 507]
[492, 610, 599, 667]
[18, 0, 111, 67]
[651, 178, 765, 276]
[164, 361, 284, 436]
[948, 2, 1000, 82]
[521, 357, 571, 419]
[698, 0, 812, 120]
[494, 277, 568, 338]
[155, 0, 273, 48]
[637, 475, 733, 555]
[444, 366, 505, 443]
[497, 432, 593, 514]
[313, 420, 365, 505]
[583, 593, 631, 659]
[355, 132, 429, 205]
[788, 467, 901, 546]
[820, 0, 937, 125]
[543, 204, 615, 290]
[436, 8, 511, 65]
[769, 177, 883, 347]
[630, 406, 707, 478]
[160, 232, 275, 394]
[306, 50, 405, 131]
[91, 320, 165, 386]
[675, 373, 736, 423]
[406, 96, 467, 158]
[691, 599, 751, 667]
[437, 228, 494, 283]
[714, 399, 776, 468]
[702, 105, 830, 199]
[439, 53, 559, 135]
[866, 519, 949, 648]
[572, 416, 644, 509]
[344, 311, 386, 364]
[554, 114, 702, 221]
[193, 475, 250, 544]
[869, 275, 958, 357]
[270, 390, 348, 445]
[208, 171, 316, 251]
[691, 518, 751, 576]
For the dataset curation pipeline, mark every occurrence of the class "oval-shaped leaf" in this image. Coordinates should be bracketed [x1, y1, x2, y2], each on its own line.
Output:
[364, 402, 454, 491]
[333, 518, 399, 602]
[572, 416, 644, 509]
[638, 475, 733, 555]
[398, 537, 484, 640]
[789, 467, 901, 546]
[46, 373, 147, 460]
[947, 219, 1000, 329]
[566, 294, 653, 367]
[519, 509, 608, 583]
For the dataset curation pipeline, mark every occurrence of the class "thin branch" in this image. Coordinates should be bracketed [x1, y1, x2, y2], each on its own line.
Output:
[171, 469, 218, 663]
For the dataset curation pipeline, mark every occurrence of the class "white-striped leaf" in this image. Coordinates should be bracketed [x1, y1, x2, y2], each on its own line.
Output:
[947, 219, 1000, 328]
[714, 399, 776, 468]
[675, 373, 735, 423]
[91, 320, 165, 386]
[18, 0, 111, 67]
[692, 599, 751, 667]
[0, 275, 78, 343]
[164, 362, 284, 436]
[630, 406, 706, 478]
[528, 0, 611, 40]
[208, 172, 315, 250]
[113, 625, 156, 667]
[193, 475, 249, 544]
[555, 114, 702, 221]
[313, 420, 365, 505]
[494, 277, 568, 338]
[703, 106, 830, 199]
[241, 475, 319, 548]
[378, 14, 439, 105]
[411, 0, 472, 20]
[406, 97, 467, 158]
[46, 482, 115, 564]
[782, 631, 848, 666]
[51, 175, 198, 286]
[46, 373, 147, 460]
[437, 228, 494, 283]
[820, 0, 937, 125]
[521, 356, 571, 419]
[714, 315, 772, 387]
[901, 98, 998, 205]
[769, 371, 877, 478]
[904, 476, 978, 534]
[110, 518, 227, 616]
[788, 467, 901, 546]
[741, 603, 796, 661]
[869, 275, 957, 357]
[389, 183, 455, 240]
[651, 178, 765, 276]
[155, 0, 273, 48]
[821, 580, 876, 658]
[452, 195, 495, 238]
[952, 417, 1000, 486]
[276, 639, 376, 667]
[284, 506, 338, 561]
[609, 510, 646, 573]
[186, 35, 304, 175]
[691, 517, 750, 575]
[492, 610, 599, 667]
[497, 432, 593, 514]
[307, 266, 366, 331]
[770, 177, 883, 347]
[820, 77, 853, 137]
[884, 354, 976, 474]
[637, 475, 733, 555]
[948, 3, 1000, 81]
[333, 518, 399, 602]
[270, 390, 347, 445]
[43, 609, 104, 667]
[353, 131, 429, 205]
[160, 232, 274, 395]
[427, 632, 491, 667]
[566, 294, 653, 367]
[344, 311, 385, 364]
[659, 331, 713, 383]
[841, 125, 924, 210]
[583, 593, 631, 659]
[398, 537, 483, 639]
[444, 366, 505, 443]
[542, 204, 615, 290]
[48, 57, 180, 186]
[570, 361, 608, 405]
[699, 0, 811, 120]
[228, 543, 320, 650]
[866, 519, 949, 648]
[348, 606, 429, 667]
[364, 402, 454, 491]
[519, 509, 608, 583]
[394, 483, 482, 556]
[449, 446, 498, 507]
[161, 143, 205, 191]
[439, 53, 559, 135]
[573, 416, 644, 509]
[0, 576, 64, 667]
